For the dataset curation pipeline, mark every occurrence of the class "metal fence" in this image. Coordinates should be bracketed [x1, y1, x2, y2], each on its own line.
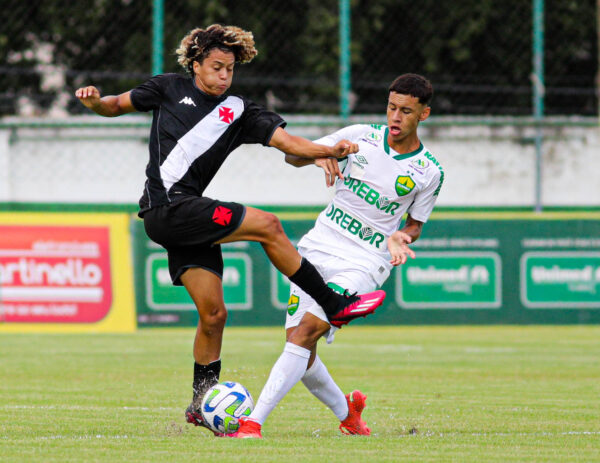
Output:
[1, 0, 598, 117]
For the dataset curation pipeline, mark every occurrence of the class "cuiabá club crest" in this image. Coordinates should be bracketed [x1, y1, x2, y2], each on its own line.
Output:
[395, 175, 415, 196]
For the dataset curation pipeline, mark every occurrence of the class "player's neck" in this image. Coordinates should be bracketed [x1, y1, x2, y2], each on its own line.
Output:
[387, 133, 421, 155]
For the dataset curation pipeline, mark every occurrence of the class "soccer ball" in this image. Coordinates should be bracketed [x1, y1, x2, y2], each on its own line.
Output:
[200, 381, 254, 434]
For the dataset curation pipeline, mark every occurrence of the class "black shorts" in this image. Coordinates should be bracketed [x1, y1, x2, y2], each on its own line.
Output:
[143, 196, 246, 285]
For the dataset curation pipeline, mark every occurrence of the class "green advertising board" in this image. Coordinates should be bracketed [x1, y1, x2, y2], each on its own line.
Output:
[396, 252, 502, 309]
[146, 252, 252, 310]
[520, 252, 600, 308]
[132, 212, 600, 326]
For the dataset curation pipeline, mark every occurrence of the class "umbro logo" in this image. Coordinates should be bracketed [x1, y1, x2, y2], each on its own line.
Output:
[179, 97, 196, 106]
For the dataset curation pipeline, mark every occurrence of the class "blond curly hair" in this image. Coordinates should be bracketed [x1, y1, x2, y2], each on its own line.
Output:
[176, 24, 257, 74]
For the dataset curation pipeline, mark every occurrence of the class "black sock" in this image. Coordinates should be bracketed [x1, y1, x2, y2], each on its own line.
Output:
[191, 359, 221, 407]
[288, 258, 344, 316]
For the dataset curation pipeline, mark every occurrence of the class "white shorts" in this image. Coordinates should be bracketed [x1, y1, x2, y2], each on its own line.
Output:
[285, 247, 378, 343]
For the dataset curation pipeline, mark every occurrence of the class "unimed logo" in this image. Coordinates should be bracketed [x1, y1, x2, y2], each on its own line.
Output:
[396, 252, 501, 309]
[0, 225, 113, 323]
[406, 265, 490, 284]
[521, 252, 600, 308]
[530, 265, 600, 284]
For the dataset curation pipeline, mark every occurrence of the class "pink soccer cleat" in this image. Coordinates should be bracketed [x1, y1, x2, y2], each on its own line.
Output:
[328, 290, 386, 328]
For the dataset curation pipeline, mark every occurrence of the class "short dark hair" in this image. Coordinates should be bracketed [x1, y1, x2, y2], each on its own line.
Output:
[388, 74, 433, 105]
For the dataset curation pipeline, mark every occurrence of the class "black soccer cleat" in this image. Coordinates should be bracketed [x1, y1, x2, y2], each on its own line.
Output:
[185, 403, 226, 437]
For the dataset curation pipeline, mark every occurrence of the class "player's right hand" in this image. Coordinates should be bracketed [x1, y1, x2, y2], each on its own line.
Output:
[75, 86, 101, 109]
[315, 157, 344, 186]
[331, 139, 359, 158]
[388, 231, 416, 266]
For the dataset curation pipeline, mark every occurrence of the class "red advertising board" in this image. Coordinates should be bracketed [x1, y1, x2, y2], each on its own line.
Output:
[0, 225, 113, 323]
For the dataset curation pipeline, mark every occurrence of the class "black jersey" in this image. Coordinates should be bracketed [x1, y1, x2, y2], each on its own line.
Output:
[130, 73, 286, 214]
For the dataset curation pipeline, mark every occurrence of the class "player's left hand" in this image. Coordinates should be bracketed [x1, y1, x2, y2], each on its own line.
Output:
[331, 140, 359, 158]
[315, 157, 343, 186]
[388, 231, 416, 266]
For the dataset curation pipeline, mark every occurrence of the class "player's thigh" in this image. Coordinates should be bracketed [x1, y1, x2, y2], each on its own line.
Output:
[216, 206, 283, 244]
[144, 196, 245, 249]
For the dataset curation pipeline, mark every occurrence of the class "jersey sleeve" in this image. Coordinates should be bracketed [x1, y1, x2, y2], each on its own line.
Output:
[239, 99, 287, 145]
[313, 124, 370, 147]
[407, 169, 443, 223]
[130, 74, 174, 112]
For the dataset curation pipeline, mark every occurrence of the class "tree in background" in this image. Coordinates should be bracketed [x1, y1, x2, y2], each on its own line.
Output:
[0, 0, 597, 116]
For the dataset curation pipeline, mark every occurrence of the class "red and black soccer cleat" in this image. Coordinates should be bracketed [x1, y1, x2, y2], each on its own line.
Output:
[328, 290, 386, 328]
[185, 404, 225, 437]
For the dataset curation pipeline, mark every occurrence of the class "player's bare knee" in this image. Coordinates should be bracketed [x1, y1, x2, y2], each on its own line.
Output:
[198, 305, 227, 334]
[259, 212, 284, 241]
[288, 322, 326, 349]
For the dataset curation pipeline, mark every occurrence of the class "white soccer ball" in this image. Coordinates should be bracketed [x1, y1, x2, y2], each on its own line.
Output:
[200, 381, 254, 434]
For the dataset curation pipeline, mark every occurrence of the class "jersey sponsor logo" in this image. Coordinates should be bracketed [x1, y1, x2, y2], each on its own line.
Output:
[179, 97, 196, 106]
[367, 132, 382, 142]
[360, 131, 382, 147]
[424, 152, 445, 196]
[219, 106, 234, 124]
[395, 175, 416, 196]
[411, 159, 429, 169]
[287, 294, 299, 315]
[355, 155, 368, 165]
[325, 204, 386, 249]
[212, 206, 233, 226]
[344, 176, 401, 215]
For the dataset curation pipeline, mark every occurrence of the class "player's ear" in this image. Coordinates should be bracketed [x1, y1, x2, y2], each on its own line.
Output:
[419, 106, 431, 122]
[192, 60, 201, 75]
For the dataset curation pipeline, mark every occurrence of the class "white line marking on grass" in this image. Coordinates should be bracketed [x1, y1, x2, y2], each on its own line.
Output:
[2, 405, 178, 411]
[35, 435, 134, 441]
[464, 347, 518, 353]
[399, 431, 600, 438]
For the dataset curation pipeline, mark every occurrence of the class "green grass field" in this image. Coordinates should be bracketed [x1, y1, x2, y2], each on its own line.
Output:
[1, 326, 599, 462]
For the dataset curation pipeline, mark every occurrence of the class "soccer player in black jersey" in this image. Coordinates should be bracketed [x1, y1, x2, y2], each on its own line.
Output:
[75, 24, 385, 435]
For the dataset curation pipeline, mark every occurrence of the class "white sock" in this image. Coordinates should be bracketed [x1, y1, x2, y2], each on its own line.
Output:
[301, 355, 348, 421]
[249, 342, 310, 425]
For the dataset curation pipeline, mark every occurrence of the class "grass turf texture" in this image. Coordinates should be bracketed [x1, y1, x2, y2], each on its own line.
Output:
[1, 326, 599, 462]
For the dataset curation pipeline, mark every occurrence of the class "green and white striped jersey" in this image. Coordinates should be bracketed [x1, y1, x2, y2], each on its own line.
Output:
[298, 124, 444, 285]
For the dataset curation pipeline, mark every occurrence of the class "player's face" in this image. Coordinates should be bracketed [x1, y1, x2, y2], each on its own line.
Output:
[193, 49, 235, 97]
[386, 92, 430, 145]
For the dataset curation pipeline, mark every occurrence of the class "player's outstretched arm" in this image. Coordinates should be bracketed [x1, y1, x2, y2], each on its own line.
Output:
[269, 127, 358, 159]
[388, 215, 423, 266]
[284, 155, 343, 187]
[75, 86, 137, 117]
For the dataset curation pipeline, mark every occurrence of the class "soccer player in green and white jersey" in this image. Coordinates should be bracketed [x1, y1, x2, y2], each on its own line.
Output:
[234, 74, 444, 438]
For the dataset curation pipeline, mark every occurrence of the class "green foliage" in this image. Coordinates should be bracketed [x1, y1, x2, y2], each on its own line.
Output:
[0, 0, 597, 115]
